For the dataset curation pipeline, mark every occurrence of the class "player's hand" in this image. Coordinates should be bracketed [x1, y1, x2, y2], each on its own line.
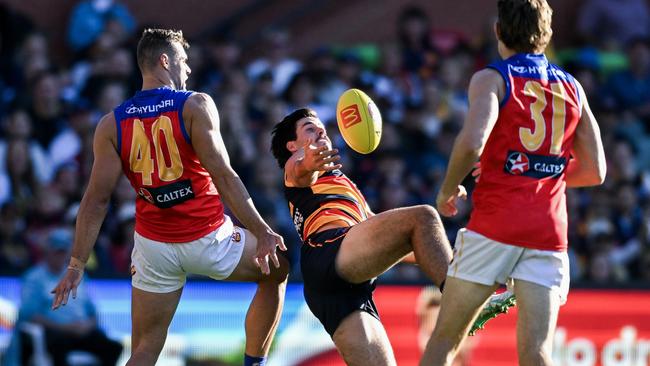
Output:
[51, 268, 83, 310]
[471, 162, 482, 183]
[253, 228, 287, 275]
[436, 185, 467, 217]
[302, 138, 342, 172]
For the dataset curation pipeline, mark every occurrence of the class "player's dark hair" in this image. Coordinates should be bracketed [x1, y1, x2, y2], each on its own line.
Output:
[270, 108, 318, 169]
[497, 0, 552, 54]
[136, 28, 189, 72]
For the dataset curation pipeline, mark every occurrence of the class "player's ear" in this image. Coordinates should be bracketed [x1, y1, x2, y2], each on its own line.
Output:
[494, 21, 501, 41]
[160, 53, 170, 70]
[286, 140, 298, 153]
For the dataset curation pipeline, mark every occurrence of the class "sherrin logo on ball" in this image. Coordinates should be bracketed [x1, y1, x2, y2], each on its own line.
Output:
[336, 88, 383, 154]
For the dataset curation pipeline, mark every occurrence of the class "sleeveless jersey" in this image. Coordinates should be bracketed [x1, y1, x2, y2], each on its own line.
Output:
[284, 170, 372, 241]
[466, 54, 582, 251]
[114, 86, 224, 242]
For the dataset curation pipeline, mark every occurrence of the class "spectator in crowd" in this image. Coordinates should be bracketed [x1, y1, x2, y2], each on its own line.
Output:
[0, 108, 50, 207]
[370, 44, 408, 124]
[308, 52, 347, 114]
[0, 203, 30, 274]
[0, 3, 35, 81]
[283, 72, 333, 123]
[198, 34, 242, 94]
[27, 71, 68, 151]
[247, 28, 302, 95]
[604, 38, 650, 120]
[397, 6, 437, 77]
[577, 0, 650, 49]
[7, 32, 51, 95]
[15, 228, 123, 365]
[48, 102, 95, 171]
[67, 0, 136, 53]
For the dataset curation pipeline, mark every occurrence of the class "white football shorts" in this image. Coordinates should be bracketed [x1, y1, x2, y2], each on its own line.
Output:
[448, 228, 570, 304]
[131, 215, 246, 293]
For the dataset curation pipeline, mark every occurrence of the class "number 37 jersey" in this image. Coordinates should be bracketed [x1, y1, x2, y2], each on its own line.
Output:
[467, 54, 582, 251]
[114, 87, 224, 243]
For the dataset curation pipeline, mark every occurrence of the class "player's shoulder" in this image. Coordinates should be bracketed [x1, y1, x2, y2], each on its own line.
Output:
[186, 92, 214, 107]
[95, 111, 117, 139]
[97, 111, 116, 129]
[471, 68, 503, 84]
[468, 68, 504, 96]
[184, 92, 218, 114]
[182, 92, 220, 135]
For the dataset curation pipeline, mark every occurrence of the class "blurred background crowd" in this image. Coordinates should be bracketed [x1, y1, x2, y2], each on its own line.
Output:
[0, 0, 649, 286]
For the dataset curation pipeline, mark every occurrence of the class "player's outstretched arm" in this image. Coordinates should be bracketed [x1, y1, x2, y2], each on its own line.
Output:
[51, 113, 123, 309]
[566, 81, 607, 187]
[436, 69, 502, 216]
[185, 93, 286, 275]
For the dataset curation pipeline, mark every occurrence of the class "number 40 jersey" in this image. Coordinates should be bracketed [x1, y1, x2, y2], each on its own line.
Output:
[114, 87, 225, 243]
[467, 54, 582, 252]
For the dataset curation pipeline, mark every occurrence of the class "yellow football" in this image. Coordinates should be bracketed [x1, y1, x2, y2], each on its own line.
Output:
[336, 88, 382, 154]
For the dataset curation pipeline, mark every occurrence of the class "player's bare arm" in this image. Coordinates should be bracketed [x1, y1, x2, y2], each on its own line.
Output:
[284, 138, 341, 188]
[51, 113, 123, 309]
[436, 69, 502, 216]
[566, 81, 607, 187]
[185, 92, 286, 274]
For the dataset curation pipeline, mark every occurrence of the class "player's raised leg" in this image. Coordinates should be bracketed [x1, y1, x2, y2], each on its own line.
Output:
[420, 277, 497, 366]
[127, 288, 183, 366]
[514, 279, 560, 366]
[225, 228, 289, 359]
[337, 205, 452, 286]
[332, 311, 396, 366]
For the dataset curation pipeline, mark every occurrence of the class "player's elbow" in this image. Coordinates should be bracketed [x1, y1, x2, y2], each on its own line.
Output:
[577, 164, 606, 187]
[80, 191, 111, 215]
[457, 138, 483, 158]
[590, 156, 607, 185]
[95, 193, 113, 210]
[456, 129, 485, 157]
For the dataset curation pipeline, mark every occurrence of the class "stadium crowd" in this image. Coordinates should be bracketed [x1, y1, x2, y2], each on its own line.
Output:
[0, 0, 649, 286]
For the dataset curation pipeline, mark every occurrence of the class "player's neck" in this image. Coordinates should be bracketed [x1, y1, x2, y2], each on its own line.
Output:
[499, 48, 517, 60]
[141, 73, 175, 91]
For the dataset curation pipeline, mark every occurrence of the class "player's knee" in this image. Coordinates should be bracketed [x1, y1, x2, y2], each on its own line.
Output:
[519, 349, 551, 366]
[128, 350, 160, 366]
[518, 339, 552, 365]
[265, 255, 290, 284]
[413, 204, 441, 225]
[131, 339, 165, 364]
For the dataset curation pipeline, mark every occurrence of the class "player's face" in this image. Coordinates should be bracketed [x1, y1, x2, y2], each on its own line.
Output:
[295, 117, 332, 150]
[168, 42, 191, 90]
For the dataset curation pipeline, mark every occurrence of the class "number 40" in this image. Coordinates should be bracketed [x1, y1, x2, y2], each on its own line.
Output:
[129, 116, 184, 185]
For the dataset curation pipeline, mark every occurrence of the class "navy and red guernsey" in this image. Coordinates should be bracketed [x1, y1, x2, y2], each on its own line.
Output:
[285, 170, 372, 242]
[114, 86, 224, 243]
[467, 54, 582, 251]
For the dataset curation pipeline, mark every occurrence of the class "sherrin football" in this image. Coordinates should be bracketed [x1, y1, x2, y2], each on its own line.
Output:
[336, 88, 382, 154]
